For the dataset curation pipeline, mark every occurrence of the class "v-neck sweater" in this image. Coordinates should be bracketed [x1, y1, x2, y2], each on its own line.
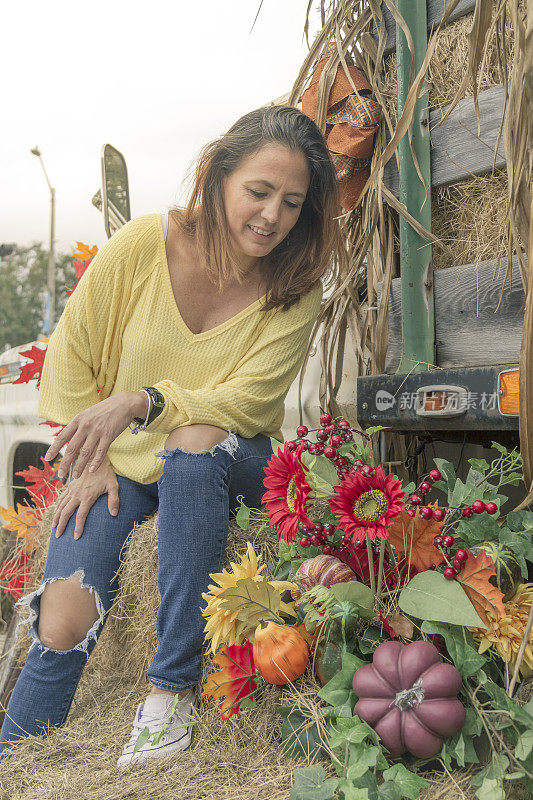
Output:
[37, 214, 323, 484]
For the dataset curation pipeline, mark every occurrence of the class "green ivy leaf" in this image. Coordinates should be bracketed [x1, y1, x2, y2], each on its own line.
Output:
[506, 510, 533, 532]
[399, 571, 485, 627]
[377, 783, 402, 800]
[420, 622, 487, 678]
[327, 716, 375, 748]
[290, 766, 338, 800]
[444, 731, 479, 766]
[318, 652, 365, 705]
[432, 458, 457, 495]
[346, 743, 380, 780]
[365, 425, 389, 437]
[336, 779, 370, 800]
[468, 458, 490, 472]
[307, 455, 339, 493]
[234, 498, 251, 530]
[471, 753, 510, 787]
[515, 730, 533, 761]
[498, 529, 533, 578]
[330, 582, 375, 618]
[483, 682, 533, 728]
[474, 778, 505, 800]
[382, 764, 429, 799]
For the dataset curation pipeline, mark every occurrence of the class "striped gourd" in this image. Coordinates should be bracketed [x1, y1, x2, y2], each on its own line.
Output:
[290, 554, 358, 610]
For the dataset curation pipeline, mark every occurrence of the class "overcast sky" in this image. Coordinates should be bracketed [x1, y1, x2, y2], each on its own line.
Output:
[1, 0, 319, 254]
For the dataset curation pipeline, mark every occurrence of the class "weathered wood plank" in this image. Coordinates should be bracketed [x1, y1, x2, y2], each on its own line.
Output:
[383, 83, 507, 194]
[381, 255, 525, 373]
[375, 0, 475, 56]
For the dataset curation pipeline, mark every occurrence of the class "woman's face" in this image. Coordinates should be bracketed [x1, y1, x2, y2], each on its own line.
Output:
[222, 143, 310, 270]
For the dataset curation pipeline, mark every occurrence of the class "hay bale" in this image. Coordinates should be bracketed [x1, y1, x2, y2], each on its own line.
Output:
[378, 4, 523, 270]
[1, 503, 306, 799]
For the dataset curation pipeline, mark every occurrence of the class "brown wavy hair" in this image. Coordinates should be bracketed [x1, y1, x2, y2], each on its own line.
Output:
[171, 105, 340, 311]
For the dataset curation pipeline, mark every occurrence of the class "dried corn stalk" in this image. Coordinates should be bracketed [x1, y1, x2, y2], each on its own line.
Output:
[292, 0, 531, 495]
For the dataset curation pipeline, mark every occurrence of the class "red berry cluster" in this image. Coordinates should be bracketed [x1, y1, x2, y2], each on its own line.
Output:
[460, 500, 497, 518]
[407, 467, 498, 522]
[287, 412, 357, 480]
[432, 533, 470, 580]
[407, 469, 444, 521]
[300, 522, 336, 553]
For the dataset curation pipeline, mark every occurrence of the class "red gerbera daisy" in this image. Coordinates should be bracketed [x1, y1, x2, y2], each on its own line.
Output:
[329, 465, 406, 543]
[262, 444, 313, 543]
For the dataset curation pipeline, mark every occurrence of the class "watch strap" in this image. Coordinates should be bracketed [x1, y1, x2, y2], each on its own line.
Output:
[133, 387, 165, 427]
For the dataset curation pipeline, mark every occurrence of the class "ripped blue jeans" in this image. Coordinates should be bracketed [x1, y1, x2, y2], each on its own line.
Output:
[0, 431, 273, 753]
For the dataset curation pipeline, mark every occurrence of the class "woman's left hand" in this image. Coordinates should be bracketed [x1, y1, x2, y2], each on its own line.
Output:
[44, 391, 142, 479]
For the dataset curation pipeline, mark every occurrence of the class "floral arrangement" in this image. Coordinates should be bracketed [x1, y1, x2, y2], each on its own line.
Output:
[201, 415, 533, 800]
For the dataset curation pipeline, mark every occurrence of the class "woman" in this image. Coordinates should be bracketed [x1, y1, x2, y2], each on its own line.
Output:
[0, 105, 339, 765]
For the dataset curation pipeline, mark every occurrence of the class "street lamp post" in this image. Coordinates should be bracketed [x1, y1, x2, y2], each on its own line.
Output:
[30, 146, 56, 335]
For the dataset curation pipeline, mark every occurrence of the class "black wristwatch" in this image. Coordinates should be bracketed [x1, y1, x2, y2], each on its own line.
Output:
[130, 386, 165, 433]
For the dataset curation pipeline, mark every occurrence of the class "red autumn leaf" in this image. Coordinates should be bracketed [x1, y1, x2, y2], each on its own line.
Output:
[201, 641, 257, 719]
[0, 553, 31, 600]
[72, 242, 98, 262]
[456, 550, 507, 626]
[15, 456, 63, 507]
[13, 345, 47, 387]
[379, 613, 397, 639]
[386, 509, 443, 573]
[39, 420, 66, 432]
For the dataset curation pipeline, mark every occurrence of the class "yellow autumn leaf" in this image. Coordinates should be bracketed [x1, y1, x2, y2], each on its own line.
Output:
[0, 503, 41, 552]
[72, 242, 98, 262]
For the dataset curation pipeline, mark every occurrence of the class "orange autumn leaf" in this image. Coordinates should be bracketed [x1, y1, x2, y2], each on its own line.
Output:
[201, 641, 257, 719]
[0, 504, 42, 553]
[72, 242, 98, 262]
[457, 550, 507, 626]
[386, 509, 443, 572]
[13, 345, 47, 387]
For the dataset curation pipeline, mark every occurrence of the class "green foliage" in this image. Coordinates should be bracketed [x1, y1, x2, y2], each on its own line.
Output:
[290, 766, 338, 800]
[0, 244, 77, 350]
[420, 621, 487, 678]
[398, 570, 485, 627]
[381, 764, 429, 798]
[431, 447, 523, 526]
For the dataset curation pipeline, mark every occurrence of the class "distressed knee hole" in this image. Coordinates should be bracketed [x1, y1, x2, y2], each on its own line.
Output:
[155, 430, 239, 461]
[15, 569, 105, 657]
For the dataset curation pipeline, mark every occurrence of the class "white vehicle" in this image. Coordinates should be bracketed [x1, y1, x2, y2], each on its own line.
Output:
[0, 144, 357, 511]
[0, 339, 54, 510]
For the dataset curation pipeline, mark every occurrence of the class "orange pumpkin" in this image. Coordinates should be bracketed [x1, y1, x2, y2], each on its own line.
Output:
[253, 622, 309, 685]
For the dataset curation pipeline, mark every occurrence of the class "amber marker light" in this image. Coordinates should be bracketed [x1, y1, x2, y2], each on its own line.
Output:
[498, 369, 520, 416]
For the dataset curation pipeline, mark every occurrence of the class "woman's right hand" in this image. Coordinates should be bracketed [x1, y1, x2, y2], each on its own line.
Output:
[52, 455, 119, 540]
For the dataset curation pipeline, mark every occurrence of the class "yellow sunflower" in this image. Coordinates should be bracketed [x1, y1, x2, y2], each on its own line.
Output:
[469, 583, 533, 678]
[201, 541, 296, 654]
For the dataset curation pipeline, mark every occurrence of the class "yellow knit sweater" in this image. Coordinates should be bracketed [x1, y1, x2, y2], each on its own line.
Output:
[38, 214, 322, 484]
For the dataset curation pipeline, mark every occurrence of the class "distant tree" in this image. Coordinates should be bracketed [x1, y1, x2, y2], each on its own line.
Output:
[0, 244, 78, 351]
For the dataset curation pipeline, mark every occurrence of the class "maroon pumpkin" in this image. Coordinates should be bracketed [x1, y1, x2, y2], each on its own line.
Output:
[353, 640, 465, 758]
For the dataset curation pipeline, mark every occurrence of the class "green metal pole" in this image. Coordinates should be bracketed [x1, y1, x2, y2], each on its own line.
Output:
[396, 0, 435, 374]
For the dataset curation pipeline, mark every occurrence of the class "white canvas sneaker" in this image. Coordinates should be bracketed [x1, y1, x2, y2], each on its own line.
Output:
[117, 689, 195, 768]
